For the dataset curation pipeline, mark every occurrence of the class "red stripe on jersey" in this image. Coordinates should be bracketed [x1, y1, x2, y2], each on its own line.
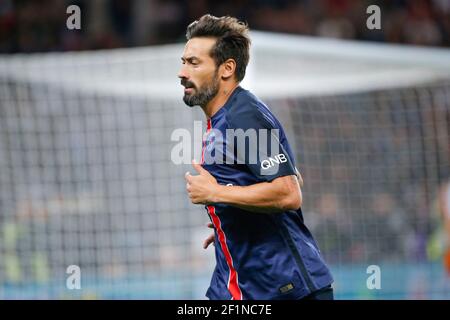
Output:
[207, 205, 243, 300]
[201, 119, 212, 164]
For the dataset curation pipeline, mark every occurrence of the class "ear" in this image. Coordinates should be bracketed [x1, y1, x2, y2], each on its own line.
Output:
[220, 58, 237, 80]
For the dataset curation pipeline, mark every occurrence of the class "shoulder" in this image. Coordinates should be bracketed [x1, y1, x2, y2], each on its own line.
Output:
[225, 88, 277, 130]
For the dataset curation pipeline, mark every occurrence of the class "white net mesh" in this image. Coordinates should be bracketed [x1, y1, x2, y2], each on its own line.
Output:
[271, 83, 450, 298]
[1, 32, 450, 299]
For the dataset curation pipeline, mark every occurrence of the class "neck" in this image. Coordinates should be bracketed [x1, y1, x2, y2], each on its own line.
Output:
[202, 83, 240, 119]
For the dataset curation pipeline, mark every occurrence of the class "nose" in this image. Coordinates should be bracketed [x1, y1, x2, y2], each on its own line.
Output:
[178, 65, 188, 80]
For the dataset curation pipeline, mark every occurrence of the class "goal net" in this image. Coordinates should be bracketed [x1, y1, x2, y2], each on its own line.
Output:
[0, 31, 449, 299]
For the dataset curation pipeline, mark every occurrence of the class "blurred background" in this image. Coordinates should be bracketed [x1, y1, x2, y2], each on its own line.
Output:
[1, 0, 450, 52]
[1, 0, 450, 299]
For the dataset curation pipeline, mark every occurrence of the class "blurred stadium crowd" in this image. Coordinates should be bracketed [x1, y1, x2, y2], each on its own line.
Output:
[287, 89, 450, 265]
[1, 0, 450, 53]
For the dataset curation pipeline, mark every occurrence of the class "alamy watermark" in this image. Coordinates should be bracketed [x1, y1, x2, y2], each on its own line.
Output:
[66, 265, 81, 290]
[66, 5, 81, 30]
[366, 5, 381, 30]
[366, 265, 381, 290]
[171, 121, 286, 176]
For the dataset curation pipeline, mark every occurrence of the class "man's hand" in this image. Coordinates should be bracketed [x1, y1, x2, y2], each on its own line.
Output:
[185, 159, 220, 204]
[203, 222, 215, 249]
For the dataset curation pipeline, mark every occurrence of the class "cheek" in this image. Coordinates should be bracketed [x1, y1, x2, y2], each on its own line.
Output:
[191, 74, 205, 88]
[197, 69, 216, 87]
[189, 68, 202, 82]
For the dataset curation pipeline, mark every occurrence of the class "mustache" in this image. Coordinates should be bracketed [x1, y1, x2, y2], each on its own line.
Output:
[180, 79, 196, 89]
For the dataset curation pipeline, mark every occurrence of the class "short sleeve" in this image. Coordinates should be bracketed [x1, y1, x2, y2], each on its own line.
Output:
[227, 103, 296, 182]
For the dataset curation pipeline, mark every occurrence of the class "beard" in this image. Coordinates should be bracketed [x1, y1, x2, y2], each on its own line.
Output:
[181, 71, 220, 107]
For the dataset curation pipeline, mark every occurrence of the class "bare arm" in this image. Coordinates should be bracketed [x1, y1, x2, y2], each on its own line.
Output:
[213, 175, 301, 214]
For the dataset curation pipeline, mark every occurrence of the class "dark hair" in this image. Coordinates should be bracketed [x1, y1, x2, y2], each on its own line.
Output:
[186, 14, 251, 82]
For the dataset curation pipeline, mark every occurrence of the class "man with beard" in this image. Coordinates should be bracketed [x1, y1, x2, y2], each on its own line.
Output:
[178, 14, 334, 300]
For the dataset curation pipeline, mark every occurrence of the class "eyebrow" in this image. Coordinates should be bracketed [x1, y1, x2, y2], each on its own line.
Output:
[181, 56, 201, 63]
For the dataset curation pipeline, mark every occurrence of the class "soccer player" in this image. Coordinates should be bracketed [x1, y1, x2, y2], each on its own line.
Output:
[179, 14, 334, 300]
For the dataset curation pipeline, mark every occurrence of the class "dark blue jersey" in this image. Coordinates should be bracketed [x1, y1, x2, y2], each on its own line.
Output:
[201, 86, 333, 300]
